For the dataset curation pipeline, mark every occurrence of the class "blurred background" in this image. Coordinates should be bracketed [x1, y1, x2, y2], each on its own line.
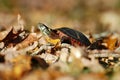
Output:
[0, 0, 120, 33]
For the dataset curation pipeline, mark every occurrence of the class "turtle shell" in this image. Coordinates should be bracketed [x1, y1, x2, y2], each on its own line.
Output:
[56, 27, 91, 46]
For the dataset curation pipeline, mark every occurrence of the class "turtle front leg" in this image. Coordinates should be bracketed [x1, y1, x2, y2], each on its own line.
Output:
[61, 36, 71, 44]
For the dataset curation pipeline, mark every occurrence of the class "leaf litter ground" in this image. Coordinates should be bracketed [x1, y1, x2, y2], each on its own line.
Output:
[0, 16, 120, 80]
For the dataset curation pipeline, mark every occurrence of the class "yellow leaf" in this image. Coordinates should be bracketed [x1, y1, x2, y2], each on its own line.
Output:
[104, 37, 118, 50]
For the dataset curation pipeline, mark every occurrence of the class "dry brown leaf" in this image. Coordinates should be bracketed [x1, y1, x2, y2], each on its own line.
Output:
[103, 37, 118, 50]
[78, 73, 108, 80]
[16, 33, 38, 49]
[0, 27, 28, 49]
[11, 55, 31, 79]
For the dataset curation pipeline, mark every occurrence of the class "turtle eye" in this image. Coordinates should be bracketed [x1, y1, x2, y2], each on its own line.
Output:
[37, 23, 47, 30]
[38, 25, 47, 32]
[41, 26, 46, 31]
[48, 29, 52, 32]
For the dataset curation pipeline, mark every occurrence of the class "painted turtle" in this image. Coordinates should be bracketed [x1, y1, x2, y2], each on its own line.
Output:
[37, 23, 91, 46]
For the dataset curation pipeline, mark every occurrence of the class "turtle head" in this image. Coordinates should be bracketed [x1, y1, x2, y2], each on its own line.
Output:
[37, 23, 52, 36]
